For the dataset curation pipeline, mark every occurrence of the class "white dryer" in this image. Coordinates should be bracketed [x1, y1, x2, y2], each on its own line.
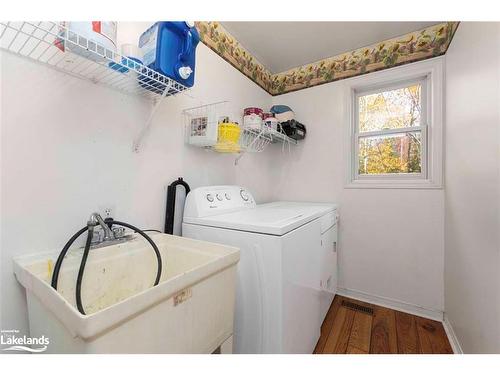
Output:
[182, 186, 338, 354]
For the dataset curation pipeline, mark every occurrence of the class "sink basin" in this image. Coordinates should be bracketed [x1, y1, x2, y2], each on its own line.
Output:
[13, 233, 240, 353]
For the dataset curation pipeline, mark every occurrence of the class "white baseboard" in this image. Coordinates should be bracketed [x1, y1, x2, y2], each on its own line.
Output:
[442, 314, 463, 354]
[337, 287, 444, 322]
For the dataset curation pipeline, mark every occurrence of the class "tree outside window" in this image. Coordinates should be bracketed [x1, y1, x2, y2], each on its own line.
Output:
[355, 82, 426, 176]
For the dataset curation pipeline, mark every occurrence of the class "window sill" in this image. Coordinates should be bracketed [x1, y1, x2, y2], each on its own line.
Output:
[345, 179, 443, 190]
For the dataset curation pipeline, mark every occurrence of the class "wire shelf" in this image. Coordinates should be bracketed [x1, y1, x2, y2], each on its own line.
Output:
[0, 21, 189, 101]
[183, 102, 297, 155]
[239, 126, 272, 153]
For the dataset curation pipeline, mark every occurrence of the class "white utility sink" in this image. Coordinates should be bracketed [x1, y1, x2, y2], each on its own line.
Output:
[13, 233, 240, 353]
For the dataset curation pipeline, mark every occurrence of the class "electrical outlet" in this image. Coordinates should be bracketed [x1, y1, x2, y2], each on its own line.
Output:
[98, 205, 115, 219]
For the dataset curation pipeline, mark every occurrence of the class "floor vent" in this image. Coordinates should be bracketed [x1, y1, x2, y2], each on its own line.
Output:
[341, 300, 374, 315]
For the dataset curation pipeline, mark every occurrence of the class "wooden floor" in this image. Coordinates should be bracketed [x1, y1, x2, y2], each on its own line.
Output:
[314, 295, 453, 354]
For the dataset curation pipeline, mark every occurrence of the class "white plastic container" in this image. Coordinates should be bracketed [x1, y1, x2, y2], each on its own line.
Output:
[264, 117, 278, 131]
[243, 114, 263, 130]
[13, 233, 239, 353]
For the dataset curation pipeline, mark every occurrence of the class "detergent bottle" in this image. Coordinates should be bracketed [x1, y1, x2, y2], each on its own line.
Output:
[139, 22, 200, 87]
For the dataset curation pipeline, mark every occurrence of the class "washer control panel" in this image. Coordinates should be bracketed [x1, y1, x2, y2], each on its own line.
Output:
[184, 185, 256, 218]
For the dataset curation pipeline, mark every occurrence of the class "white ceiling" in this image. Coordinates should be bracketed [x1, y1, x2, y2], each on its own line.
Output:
[221, 22, 441, 73]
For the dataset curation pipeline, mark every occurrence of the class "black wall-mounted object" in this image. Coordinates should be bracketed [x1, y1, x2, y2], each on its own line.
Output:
[164, 177, 191, 234]
[279, 120, 307, 140]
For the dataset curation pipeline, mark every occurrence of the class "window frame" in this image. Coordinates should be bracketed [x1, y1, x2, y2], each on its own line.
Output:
[345, 57, 444, 189]
[353, 77, 428, 181]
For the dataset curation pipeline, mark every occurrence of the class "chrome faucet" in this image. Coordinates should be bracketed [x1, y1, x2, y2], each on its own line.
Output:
[89, 212, 114, 241]
[88, 212, 131, 249]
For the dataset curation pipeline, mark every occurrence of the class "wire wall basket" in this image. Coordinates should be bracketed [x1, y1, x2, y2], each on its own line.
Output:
[184, 101, 229, 148]
[0, 21, 189, 101]
[183, 101, 297, 157]
[183, 101, 298, 161]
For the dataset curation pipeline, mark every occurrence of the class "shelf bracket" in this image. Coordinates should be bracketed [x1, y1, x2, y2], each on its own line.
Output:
[234, 127, 267, 166]
[132, 83, 172, 153]
[234, 153, 244, 166]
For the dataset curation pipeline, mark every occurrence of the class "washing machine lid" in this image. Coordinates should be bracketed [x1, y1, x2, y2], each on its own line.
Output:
[183, 201, 337, 236]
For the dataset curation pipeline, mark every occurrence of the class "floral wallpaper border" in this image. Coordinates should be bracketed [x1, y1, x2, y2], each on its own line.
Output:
[195, 22, 459, 96]
[194, 22, 273, 93]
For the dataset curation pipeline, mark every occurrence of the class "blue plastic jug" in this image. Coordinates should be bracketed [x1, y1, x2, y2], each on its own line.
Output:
[139, 22, 200, 88]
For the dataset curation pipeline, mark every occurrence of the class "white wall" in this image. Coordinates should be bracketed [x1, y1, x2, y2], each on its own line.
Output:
[444, 22, 500, 353]
[0, 23, 272, 334]
[268, 71, 445, 315]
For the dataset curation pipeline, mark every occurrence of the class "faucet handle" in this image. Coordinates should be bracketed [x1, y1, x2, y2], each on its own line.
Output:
[112, 226, 126, 239]
[104, 217, 114, 229]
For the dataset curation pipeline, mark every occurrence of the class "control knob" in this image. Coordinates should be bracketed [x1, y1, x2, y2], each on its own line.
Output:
[240, 189, 249, 201]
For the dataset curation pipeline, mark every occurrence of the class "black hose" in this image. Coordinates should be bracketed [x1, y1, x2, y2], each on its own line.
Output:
[76, 226, 94, 314]
[111, 220, 162, 286]
[51, 220, 163, 315]
[51, 226, 88, 290]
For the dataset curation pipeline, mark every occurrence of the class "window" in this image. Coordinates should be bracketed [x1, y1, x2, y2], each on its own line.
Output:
[356, 79, 426, 178]
[345, 58, 443, 189]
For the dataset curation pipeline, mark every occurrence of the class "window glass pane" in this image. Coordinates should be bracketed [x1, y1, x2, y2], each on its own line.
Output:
[358, 83, 422, 133]
[358, 131, 422, 175]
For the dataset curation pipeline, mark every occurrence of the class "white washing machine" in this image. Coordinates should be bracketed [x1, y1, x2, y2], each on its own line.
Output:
[182, 186, 338, 354]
